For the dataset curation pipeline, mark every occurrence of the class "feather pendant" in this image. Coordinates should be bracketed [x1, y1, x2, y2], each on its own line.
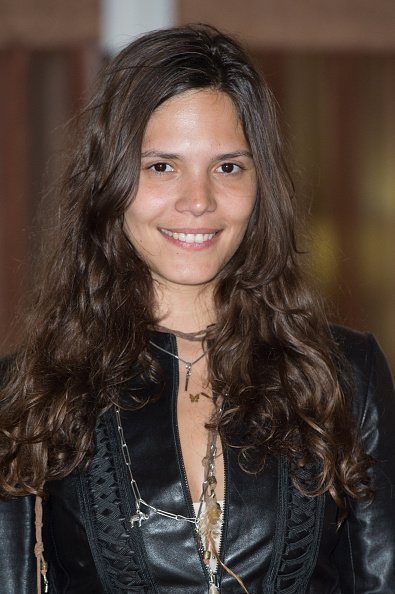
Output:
[199, 491, 222, 551]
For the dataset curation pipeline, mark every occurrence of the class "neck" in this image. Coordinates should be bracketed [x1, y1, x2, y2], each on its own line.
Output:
[153, 279, 216, 333]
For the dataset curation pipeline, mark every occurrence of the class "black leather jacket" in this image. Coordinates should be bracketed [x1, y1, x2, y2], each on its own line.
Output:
[1, 326, 394, 593]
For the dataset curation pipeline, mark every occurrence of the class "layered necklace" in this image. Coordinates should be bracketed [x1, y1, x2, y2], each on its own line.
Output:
[149, 340, 206, 392]
[116, 327, 249, 594]
[115, 325, 223, 592]
[149, 324, 213, 401]
[115, 404, 222, 593]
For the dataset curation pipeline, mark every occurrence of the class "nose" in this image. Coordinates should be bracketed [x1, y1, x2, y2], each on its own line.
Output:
[174, 173, 217, 216]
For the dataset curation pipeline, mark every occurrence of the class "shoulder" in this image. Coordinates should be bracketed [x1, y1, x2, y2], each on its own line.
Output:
[331, 325, 395, 460]
[330, 324, 394, 417]
[330, 323, 385, 374]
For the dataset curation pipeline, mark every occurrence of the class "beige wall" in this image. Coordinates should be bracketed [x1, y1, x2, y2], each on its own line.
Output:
[0, 0, 100, 48]
[0, 0, 100, 350]
[178, 0, 395, 51]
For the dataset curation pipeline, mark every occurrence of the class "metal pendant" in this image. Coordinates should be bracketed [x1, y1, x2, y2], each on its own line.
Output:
[185, 362, 192, 390]
[209, 584, 219, 594]
[130, 510, 149, 527]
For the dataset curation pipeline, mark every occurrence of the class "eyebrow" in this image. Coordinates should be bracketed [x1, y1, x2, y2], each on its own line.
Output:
[141, 151, 179, 160]
[140, 150, 253, 160]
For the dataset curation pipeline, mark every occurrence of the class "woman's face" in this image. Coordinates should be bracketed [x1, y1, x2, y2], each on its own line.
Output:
[124, 89, 257, 291]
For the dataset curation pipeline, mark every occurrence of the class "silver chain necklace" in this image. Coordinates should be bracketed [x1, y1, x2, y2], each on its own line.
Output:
[149, 339, 207, 391]
[115, 405, 197, 526]
[114, 404, 222, 593]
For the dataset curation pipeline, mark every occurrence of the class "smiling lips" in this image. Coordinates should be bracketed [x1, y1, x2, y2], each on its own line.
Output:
[159, 228, 219, 245]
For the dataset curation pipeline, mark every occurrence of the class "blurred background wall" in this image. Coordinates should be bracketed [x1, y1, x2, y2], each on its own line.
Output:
[1, 0, 394, 370]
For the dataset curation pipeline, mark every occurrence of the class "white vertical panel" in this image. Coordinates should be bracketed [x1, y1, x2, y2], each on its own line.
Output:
[101, 0, 176, 55]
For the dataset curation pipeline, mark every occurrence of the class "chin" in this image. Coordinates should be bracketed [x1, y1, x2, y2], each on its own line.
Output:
[153, 267, 220, 288]
[170, 275, 217, 287]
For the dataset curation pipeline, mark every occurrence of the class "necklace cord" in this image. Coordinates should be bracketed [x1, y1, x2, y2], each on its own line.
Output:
[148, 340, 207, 367]
[149, 339, 207, 391]
[153, 324, 214, 342]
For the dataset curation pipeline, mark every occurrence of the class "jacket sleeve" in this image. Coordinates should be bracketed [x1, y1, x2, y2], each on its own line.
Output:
[334, 332, 395, 593]
[0, 355, 37, 593]
[0, 494, 37, 593]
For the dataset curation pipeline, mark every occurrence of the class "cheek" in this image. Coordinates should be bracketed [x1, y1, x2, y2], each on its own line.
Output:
[123, 210, 136, 241]
[237, 178, 257, 219]
[124, 188, 168, 229]
[123, 209, 147, 253]
[235, 193, 257, 227]
[124, 202, 149, 233]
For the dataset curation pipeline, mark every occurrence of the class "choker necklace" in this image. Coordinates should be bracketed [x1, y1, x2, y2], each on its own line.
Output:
[154, 324, 213, 342]
[149, 339, 207, 391]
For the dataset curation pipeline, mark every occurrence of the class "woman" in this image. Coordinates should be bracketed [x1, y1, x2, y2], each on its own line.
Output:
[0, 24, 394, 594]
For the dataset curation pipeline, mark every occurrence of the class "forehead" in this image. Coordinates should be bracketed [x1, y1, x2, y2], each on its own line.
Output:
[154, 88, 237, 112]
[142, 89, 247, 147]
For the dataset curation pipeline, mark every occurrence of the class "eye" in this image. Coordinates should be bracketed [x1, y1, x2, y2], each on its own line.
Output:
[216, 162, 242, 174]
[149, 162, 174, 173]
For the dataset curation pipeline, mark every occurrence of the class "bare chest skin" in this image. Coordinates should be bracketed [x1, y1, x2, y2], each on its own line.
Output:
[175, 343, 225, 504]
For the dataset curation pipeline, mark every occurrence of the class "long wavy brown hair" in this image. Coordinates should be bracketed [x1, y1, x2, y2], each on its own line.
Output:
[0, 24, 372, 506]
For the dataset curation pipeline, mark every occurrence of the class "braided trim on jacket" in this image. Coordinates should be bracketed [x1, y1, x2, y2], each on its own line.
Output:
[274, 459, 325, 593]
[77, 410, 155, 593]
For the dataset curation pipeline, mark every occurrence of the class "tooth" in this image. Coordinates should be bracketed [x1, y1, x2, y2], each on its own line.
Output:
[161, 229, 217, 243]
